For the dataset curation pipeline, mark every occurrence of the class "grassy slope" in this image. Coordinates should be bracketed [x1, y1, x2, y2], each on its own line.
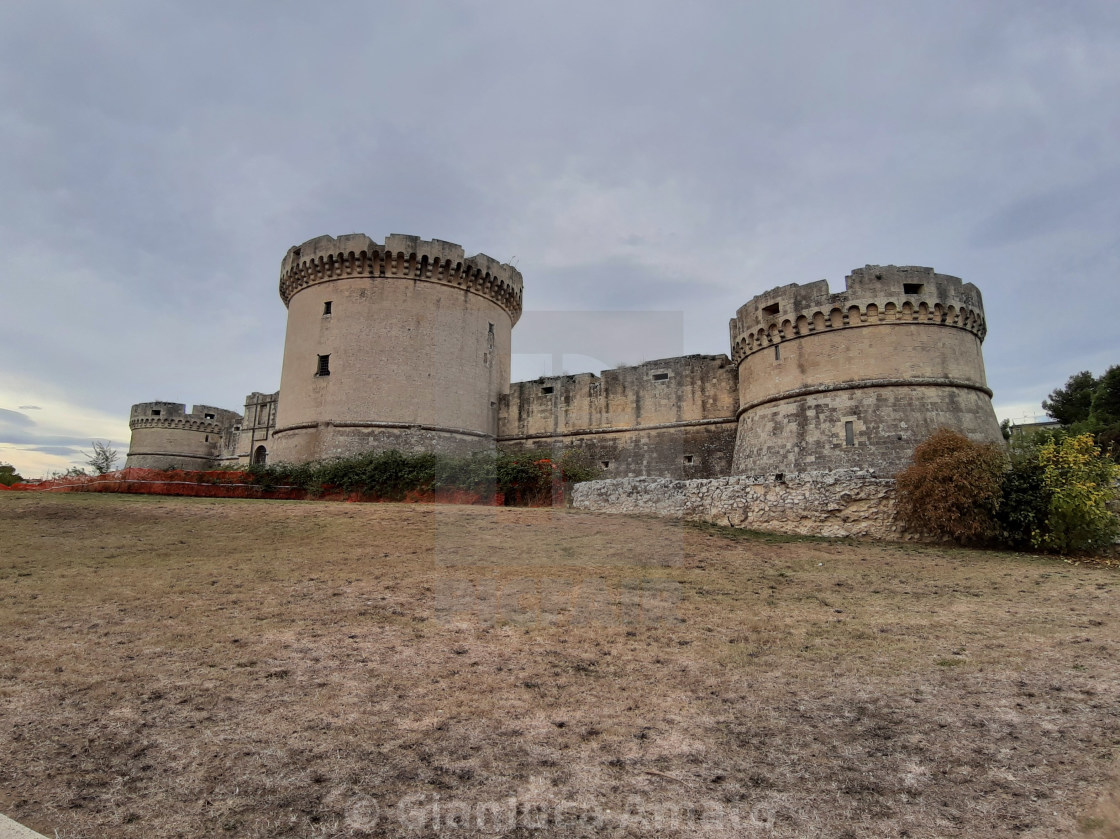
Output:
[1, 492, 1118, 838]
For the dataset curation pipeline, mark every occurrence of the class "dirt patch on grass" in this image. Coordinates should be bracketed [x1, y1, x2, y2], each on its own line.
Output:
[1, 492, 1118, 837]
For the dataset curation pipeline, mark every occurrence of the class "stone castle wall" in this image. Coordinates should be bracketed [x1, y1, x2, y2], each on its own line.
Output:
[498, 355, 739, 478]
[125, 402, 242, 471]
[571, 472, 901, 540]
[235, 391, 278, 465]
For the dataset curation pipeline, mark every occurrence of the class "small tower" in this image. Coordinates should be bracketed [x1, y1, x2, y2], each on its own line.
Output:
[269, 234, 523, 463]
[729, 265, 1003, 475]
[125, 402, 242, 470]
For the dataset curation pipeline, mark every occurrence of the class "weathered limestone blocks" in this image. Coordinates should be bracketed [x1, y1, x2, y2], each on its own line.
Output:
[571, 471, 901, 539]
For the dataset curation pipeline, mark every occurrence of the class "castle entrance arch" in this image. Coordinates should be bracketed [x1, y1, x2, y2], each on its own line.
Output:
[253, 445, 267, 466]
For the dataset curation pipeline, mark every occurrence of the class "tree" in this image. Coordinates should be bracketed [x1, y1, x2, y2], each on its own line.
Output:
[1090, 365, 1120, 424]
[894, 428, 1007, 545]
[0, 463, 24, 486]
[83, 440, 119, 475]
[1043, 370, 1097, 426]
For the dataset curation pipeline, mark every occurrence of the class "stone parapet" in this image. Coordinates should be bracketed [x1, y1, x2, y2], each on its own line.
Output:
[730, 265, 987, 364]
[278, 233, 523, 324]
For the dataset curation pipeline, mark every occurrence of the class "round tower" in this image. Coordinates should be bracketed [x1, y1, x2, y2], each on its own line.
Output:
[729, 265, 1003, 476]
[269, 233, 523, 463]
[125, 402, 243, 470]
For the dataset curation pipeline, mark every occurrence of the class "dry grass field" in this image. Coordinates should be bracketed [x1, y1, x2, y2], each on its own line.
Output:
[1, 492, 1118, 838]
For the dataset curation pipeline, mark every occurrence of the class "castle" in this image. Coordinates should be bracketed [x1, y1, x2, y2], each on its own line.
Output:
[125, 233, 1004, 479]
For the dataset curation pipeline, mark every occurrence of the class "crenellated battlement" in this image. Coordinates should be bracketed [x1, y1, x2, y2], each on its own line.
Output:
[128, 402, 242, 434]
[278, 233, 524, 324]
[729, 265, 987, 365]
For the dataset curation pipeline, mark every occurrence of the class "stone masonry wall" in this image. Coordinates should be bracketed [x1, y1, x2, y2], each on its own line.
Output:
[571, 471, 901, 540]
[499, 355, 738, 479]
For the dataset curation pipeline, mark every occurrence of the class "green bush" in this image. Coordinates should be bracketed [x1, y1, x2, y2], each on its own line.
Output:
[0, 463, 24, 486]
[1035, 433, 1119, 554]
[894, 429, 1007, 545]
[995, 457, 1050, 550]
[245, 448, 602, 505]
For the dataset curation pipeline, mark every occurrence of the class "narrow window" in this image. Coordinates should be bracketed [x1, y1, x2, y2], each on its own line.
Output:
[317, 354, 331, 377]
[483, 353, 488, 364]
[774, 344, 781, 361]
[204, 412, 215, 420]
[151, 409, 161, 417]
[844, 421, 855, 446]
[903, 283, 924, 295]
[541, 386, 554, 394]
[684, 455, 694, 465]
[652, 372, 669, 381]
[601, 460, 610, 469]
[774, 473, 784, 482]
[205, 435, 210, 442]
[323, 301, 332, 315]
[762, 302, 780, 316]
[488, 322, 494, 334]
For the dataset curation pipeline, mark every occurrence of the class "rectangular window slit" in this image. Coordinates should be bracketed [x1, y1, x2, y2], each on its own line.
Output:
[844, 420, 855, 447]
[774, 344, 781, 361]
[541, 386, 554, 394]
[150, 409, 161, 416]
[684, 455, 694, 464]
[317, 354, 331, 377]
[323, 301, 332, 315]
[204, 412, 215, 420]
[601, 461, 610, 468]
[903, 283, 924, 295]
[762, 302, 780, 316]
[652, 372, 669, 381]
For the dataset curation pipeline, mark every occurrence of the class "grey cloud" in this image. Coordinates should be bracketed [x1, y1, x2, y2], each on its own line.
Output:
[0, 409, 35, 429]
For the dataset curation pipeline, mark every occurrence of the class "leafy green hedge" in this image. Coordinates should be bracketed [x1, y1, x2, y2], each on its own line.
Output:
[244, 448, 601, 505]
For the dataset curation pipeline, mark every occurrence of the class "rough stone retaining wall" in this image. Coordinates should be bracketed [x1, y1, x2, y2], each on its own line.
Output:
[570, 470, 901, 539]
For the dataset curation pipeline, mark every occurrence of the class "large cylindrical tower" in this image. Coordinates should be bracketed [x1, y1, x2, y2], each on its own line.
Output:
[729, 265, 1003, 476]
[269, 233, 523, 463]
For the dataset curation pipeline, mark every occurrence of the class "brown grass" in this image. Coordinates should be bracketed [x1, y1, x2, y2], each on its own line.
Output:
[1, 492, 1119, 838]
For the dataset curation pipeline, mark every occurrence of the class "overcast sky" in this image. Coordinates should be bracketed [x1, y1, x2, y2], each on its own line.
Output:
[1, 1, 1117, 477]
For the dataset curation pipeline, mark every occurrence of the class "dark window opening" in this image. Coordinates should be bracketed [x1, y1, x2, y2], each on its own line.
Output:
[483, 353, 488, 364]
[317, 354, 331, 377]
[684, 455, 694, 465]
[652, 372, 669, 381]
[253, 445, 267, 466]
[205, 435, 210, 442]
[234, 426, 241, 432]
[775, 473, 784, 482]
[150, 409, 161, 416]
[601, 460, 610, 468]
[903, 283, 924, 295]
[844, 421, 855, 447]
[323, 301, 332, 315]
[762, 302, 780, 316]
[541, 386, 554, 394]
[204, 412, 215, 420]
[488, 322, 494, 334]
[774, 344, 781, 361]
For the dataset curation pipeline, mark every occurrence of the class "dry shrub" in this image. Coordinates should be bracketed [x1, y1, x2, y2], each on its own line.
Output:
[895, 428, 1007, 545]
